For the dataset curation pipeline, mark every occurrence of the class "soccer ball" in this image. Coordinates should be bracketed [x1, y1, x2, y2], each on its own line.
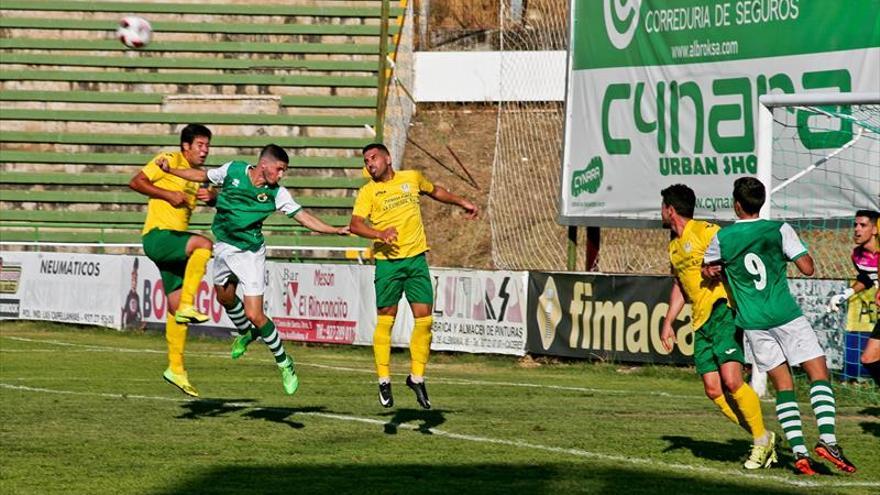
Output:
[116, 16, 152, 49]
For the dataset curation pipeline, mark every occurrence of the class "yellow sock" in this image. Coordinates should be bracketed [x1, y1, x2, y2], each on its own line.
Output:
[180, 247, 211, 307]
[712, 394, 742, 424]
[409, 316, 434, 377]
[731, 383, 767, 441]
[166, 314, 187, 374]
[373, 315, 395, 379]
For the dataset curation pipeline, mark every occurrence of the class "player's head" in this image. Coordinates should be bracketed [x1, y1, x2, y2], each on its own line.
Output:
[854, 209, 879, 246]
[179, 124, 212, 166]
[257, 144, 289, 185]
[660, 184, 695, 227]
[732, 177, 765, 217]
[362, 143, 392, 181]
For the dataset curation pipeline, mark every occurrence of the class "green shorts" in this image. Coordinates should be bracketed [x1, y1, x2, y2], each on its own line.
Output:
[693, 301, 745, 375]
[142, 228, 192, 295]
[374, 253, 433, 308]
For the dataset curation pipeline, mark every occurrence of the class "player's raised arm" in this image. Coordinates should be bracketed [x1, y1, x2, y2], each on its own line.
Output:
[128, 159, 188, 208]
[349, 215, 397, 244]
[293, 210, 349, 235]
[780, 223, 814, 276]
[426, 184, 479, 219]
[160, 162, 209, 183]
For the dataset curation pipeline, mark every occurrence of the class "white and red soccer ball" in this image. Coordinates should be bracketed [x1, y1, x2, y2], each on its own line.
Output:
[116, 16, 152, 49]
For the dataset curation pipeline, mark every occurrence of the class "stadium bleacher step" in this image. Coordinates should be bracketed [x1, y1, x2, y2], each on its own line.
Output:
[0, 0, 400, 261]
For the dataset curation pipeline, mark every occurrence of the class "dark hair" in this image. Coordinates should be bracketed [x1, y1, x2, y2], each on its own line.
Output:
[259, 144, 289, 164]
[733, 177, 766, 215]
[362, 143, 389, 155]
[855, 209, 880, 222]
[660, 184, 695, 218]
[179, 124, 212, 146]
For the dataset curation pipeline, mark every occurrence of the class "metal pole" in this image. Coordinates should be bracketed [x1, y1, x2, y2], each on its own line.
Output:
[375, 0, 390, 143]
[756, 101, 773, 219]
[566, 226, 577, 270]
[585, 226, 600, 271]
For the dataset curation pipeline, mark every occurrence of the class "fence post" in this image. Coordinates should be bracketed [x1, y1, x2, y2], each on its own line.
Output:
[375, 0, 390, 143]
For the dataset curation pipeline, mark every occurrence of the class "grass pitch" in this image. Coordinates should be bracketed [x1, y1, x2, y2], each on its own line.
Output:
[1, 321, 877, 494]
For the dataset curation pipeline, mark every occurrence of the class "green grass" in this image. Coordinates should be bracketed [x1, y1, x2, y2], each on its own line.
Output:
[1, 321, 877, 495]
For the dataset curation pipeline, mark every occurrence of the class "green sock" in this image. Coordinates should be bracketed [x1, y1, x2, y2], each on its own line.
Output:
[810, 380, 837, 445]
[775, 389, 807, 455]
[258, 319, 287, 364]
[225, 297, 254, 337]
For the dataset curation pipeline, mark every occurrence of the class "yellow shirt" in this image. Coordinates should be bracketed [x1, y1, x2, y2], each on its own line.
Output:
[352, 170, 434, 259]
[140, 151, 201, 235]
[668, 219, 729, 330]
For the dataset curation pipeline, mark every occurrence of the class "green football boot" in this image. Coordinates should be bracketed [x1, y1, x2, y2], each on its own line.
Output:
[278, 355, 299, 396]
[231, 329, 254, 360]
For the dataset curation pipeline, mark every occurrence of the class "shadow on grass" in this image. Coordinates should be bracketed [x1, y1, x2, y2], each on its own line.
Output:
[176, 399, 332, 430]
[859, 420, 880, 438]
[661, 435, 751, 463]
[243, 406, 330, 429]
[860, 407, 880, 438]
[176, 398, 256, 420]
[380, 408, 447, 435]
[157, 462, 810, 495]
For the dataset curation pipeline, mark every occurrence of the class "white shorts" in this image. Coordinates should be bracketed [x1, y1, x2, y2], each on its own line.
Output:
[744, 316, 825, 372]
[212, 242, 267, 296]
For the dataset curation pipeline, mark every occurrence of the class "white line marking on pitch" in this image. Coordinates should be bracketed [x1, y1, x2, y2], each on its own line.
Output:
[1, 336, 708, 400]
[1, 382, 876, 490]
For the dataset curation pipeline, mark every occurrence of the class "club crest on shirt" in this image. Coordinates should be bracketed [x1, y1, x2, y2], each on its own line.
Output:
[683, 241, 692, 253]
[256, 193, 269, 203]
[231, 178, 240, 187]
[401, 183, 411, 193]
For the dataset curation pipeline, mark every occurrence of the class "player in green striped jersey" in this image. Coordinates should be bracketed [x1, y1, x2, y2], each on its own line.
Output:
[162, 144, 348, 396]
[703, 177, 856, 475]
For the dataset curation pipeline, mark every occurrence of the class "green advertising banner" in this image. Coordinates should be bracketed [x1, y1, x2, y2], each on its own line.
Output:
[560, 0, 880, 225]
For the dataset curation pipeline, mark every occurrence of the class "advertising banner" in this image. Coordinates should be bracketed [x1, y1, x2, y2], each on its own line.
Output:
[266, 263, 370, 345]
[0, 252, 125, 328]
[0, 253, 24, 319]
[561, 0, 880, 225]
[431, 268, 528, 356]
[527, 272, 692, 363]
[126, 255, 236, 336]
[787, 278, 848, 371]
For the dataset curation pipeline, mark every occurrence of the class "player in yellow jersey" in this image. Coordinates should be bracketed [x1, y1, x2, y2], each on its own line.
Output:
[128, 124, 215, 397]
[659, 184, 776, 469]
[350, 143, 478, 409]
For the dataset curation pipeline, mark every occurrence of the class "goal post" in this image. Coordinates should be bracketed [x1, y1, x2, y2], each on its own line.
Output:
[757, 92, 880, 220]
